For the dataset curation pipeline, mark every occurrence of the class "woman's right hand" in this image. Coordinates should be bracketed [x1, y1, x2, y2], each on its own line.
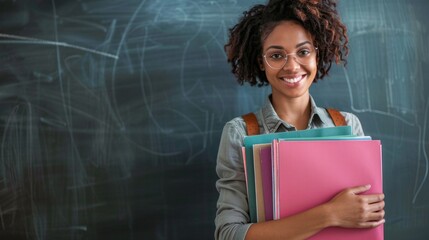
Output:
[325, 184, 385, 228]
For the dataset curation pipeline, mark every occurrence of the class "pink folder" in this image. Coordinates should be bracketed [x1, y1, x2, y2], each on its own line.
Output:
[260, 146, 273, 221]
[273, 139, 383, 240]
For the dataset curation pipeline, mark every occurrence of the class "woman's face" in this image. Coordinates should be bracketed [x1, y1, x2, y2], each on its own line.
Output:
[261, 20, 317, 102]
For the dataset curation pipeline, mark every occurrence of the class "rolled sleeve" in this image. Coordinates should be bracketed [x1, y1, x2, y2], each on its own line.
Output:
[215, 120, 252, 240]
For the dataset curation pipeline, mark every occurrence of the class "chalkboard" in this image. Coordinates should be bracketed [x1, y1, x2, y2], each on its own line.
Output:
[0, 0, 427, 239]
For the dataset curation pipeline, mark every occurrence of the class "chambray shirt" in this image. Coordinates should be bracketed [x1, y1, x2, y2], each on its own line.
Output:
[214, 95, 364, 240]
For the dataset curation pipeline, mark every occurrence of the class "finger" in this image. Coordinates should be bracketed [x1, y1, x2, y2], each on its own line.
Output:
[364, 194, 385, 204]
[357, 219, 385, 228]
[366, 210, 385, 221]
[367, 201, 385, 212]
[350, 184, 371, 194]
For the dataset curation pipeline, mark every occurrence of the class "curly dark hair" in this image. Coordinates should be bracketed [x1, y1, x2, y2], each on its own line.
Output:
[225, 0, 349, 86]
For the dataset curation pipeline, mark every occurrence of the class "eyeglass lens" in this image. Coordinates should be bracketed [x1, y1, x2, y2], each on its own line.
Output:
[264, 47, 316, 69]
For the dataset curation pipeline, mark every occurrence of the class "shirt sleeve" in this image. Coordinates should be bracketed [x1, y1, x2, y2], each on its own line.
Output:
[343, 112, 365, 136]
[214, 119, 252, 240]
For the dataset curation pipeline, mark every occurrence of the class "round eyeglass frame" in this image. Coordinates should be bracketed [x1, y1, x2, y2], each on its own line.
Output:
[263, 47, 318, 69]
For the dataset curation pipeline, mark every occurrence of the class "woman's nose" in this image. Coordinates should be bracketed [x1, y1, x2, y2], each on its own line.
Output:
[282, 56, 301, 71]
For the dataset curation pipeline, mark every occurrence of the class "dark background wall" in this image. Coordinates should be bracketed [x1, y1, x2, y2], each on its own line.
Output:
[0, 0, 428, 239]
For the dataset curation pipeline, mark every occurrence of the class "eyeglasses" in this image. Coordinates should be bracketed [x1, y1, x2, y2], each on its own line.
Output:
[263, 46, 318, 69]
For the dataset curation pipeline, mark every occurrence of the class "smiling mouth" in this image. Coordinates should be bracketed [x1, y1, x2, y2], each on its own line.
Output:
[281, 75, 305, 84]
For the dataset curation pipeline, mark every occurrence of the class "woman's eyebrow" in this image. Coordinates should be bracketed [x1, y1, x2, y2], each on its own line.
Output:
[265, 41, 312, 51]
[266, 45, 284, 50]
[296, 41, 312, 48]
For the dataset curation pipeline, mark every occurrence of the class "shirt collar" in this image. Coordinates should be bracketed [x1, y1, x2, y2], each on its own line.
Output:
[260, 94, 327, 133]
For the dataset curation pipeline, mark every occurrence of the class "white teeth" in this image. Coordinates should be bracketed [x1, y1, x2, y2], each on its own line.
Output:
[282, 76, 303, 83]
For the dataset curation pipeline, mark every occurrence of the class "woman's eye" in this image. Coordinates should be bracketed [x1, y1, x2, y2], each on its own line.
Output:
[270, 53, 284, 59]
[298, 49, 310, 57]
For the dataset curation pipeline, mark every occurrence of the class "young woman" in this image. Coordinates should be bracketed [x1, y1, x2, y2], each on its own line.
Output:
[215, 0, 385, 239]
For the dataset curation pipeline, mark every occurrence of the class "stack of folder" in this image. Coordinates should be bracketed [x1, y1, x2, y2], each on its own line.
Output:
[242, 126, 383, 239]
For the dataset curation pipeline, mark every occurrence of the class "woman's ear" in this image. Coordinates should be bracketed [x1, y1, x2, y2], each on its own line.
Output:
[258, 57, 265, 71]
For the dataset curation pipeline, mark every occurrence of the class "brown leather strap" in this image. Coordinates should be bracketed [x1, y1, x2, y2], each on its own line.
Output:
[243, 109, 345, 135]
[326, 108, 347, 126]
[242, 112, 260, 136]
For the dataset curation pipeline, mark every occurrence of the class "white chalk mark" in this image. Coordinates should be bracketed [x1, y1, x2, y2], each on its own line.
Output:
[0, 33, 118, 59]
[109, 0, 147, 129]
[53, 226, 88, 231]
[57, 16, 108, 32]
[342, 67, 416, 126]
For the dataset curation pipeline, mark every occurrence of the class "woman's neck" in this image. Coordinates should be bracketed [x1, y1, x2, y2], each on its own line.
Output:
[271, 93, 312, 130]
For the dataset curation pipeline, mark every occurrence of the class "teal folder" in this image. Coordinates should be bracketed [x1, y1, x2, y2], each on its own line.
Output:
[243, 126, 353, 223]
